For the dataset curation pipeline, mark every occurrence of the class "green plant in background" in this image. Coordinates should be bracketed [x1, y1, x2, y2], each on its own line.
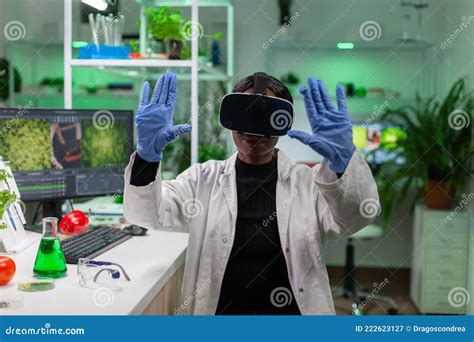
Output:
[82, 121, 129, 168]
[281, 72, 300, 95]
[0, 170, 16, 229]
[140, 6, 222, 60]
[162, 81, 229, 174]
[0, 58, 22, 100]
[211, 32, 223, 40]
[375, 78, 473, 227]
[129, 39, 139, 53]
[144, 6, 184, 42]
[198, 144, 228, 162]
[180, 45, 191, 60]
[281, 72, 300, 85]
[0, 119, 51, 171]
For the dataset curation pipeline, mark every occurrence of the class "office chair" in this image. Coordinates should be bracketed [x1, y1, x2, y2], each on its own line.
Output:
[331, 224, 399, 315]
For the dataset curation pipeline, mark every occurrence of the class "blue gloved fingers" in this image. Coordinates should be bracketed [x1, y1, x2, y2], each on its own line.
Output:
[287, 129, 312, 145]
[150, 73, 166, 104]
[317, 80, 336, 111]
[308, 77, 326, 116]
[158, 71, 173, 106]
[336, 83, 348, 113]
[139, 81, 150, 108]
[173, 123, 192, 135]
[167, 124, 192, 142]
[300, 85, 320, 128]
[165, 74, 178, 108]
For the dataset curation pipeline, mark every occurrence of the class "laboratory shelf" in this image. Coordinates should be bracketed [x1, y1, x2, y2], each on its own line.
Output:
[136, 0, 232, 7]
[64, 0, 234, 165]
[100, 65, 230, 81]
[70, 59, 193, 67]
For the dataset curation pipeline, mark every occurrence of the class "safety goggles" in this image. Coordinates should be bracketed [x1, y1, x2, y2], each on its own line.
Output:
[77, 258, 131, 289]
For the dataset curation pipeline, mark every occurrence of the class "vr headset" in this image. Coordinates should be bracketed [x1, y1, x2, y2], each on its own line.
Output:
[219, 72, 294, 137]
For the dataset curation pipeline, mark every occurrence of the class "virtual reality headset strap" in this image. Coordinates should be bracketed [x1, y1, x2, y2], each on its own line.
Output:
[252, 72, 271, 95]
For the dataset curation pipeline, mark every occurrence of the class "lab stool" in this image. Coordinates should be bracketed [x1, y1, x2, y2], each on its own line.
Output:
[331, 224, 399, 315]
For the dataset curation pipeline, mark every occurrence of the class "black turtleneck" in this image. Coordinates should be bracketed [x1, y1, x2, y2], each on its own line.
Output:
[216, 156, 300, 315]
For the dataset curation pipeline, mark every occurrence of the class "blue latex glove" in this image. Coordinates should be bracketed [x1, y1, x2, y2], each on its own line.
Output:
[288, 77, 355, 174]
[136, 71, 192, 162]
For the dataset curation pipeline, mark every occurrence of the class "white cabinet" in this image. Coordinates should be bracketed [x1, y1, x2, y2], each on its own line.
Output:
[410, 204, 470, 314]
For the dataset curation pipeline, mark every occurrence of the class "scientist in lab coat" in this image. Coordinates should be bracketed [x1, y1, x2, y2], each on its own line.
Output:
[123, 70, 380, 315]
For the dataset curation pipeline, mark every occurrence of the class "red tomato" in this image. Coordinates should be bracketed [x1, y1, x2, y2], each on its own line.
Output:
[59, 210, 89, 235]
[0, 256, 16, 286]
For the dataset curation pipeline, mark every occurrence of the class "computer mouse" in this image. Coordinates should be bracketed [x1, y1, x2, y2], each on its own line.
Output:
[124, 225, 148, 236]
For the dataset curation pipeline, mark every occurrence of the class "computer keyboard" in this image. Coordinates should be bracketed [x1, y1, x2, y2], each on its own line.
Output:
[61, 227, 132, 264]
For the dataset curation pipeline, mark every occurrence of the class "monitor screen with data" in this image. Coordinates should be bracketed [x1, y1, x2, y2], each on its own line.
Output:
[352, 121, 406, 165]
[0, 108, 133, 201]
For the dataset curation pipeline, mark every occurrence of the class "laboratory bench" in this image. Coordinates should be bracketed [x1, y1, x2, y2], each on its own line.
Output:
[0, 228, 188, 315]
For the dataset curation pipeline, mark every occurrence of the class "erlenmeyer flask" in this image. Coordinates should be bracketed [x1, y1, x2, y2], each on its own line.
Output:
[33, 217, 67, 278]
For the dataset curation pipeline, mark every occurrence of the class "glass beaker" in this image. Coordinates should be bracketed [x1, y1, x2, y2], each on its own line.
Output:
[33, 217, 67, 278]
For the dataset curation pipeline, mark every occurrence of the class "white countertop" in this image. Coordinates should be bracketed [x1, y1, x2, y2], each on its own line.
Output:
[0, 229, 188, 315]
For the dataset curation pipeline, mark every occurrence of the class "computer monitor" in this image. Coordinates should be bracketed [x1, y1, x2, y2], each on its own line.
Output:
[0, 108, 133, 214]
[352, 121, 406, 165]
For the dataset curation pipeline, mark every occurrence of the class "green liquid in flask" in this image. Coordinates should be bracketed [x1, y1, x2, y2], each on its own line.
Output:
[33, 237, 67, 278]
[33, 217, 67, 278]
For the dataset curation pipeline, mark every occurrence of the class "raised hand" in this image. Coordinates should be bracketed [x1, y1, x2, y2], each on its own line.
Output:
[288, 77, 355, 174]
[136, 70, 192, 162]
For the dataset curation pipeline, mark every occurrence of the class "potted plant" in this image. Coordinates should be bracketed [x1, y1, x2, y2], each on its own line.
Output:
[144, 6, 184, 59]
[281, 72, 300, 94]
[0, 169, 17, 230]
[375, 78, 473, 225]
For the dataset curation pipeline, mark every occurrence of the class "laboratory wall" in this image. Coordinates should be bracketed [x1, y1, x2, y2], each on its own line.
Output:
[232, 0, 474, 268]
[0, 0, 472, 271]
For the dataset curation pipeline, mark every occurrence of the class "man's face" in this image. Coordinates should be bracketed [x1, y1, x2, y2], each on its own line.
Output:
[231, 88, 279, 158]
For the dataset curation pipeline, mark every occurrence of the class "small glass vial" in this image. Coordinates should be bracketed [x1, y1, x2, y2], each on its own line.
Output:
[33, 217, 67, 278]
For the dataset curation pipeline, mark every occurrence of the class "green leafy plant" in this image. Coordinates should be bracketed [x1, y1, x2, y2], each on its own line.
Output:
[180, 45, 191, 60]
[375, 78, 473, 226]
[281, 72, 300, 95]
[140, 7, 221, 60]
[0, 170, 16, 230]
[211, 32, 223, 40]
[281, 72, 300, 85]
[0, 58, 21, 100]
[144, 6, 184, 42]
[129, 39, 139, 53]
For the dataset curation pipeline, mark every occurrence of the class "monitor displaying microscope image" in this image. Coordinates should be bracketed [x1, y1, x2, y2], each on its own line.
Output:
[0, 108, 133, 201]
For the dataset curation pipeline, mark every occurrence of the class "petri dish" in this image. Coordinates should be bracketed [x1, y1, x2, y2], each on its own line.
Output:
[17, 277, 55, 292]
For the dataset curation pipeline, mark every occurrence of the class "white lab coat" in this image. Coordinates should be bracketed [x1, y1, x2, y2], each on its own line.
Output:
[123, 149, 379, 315]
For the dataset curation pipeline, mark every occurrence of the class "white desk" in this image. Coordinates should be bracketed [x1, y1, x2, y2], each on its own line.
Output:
[0, 229, 188, 315]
